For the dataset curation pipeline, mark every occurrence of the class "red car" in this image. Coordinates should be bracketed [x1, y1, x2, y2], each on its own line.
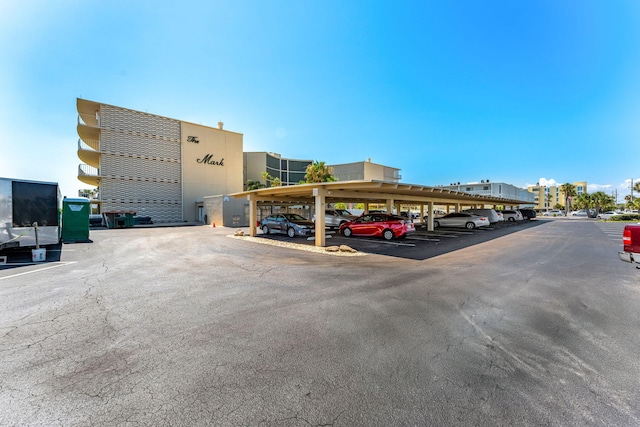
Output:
[339, 213, 415, 240]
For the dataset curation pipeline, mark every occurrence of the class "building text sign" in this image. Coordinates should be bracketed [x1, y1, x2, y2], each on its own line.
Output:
[197, 154, 224, 166]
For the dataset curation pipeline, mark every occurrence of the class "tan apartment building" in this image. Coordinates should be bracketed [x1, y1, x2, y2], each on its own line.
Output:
[328, 159, 402, 183]
[77, 98, 244, 223]
[527, 181, 587, 210]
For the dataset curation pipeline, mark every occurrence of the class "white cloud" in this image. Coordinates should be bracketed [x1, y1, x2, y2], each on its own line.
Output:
[525, 178, 558, 188]
[588, 183, 613, 192]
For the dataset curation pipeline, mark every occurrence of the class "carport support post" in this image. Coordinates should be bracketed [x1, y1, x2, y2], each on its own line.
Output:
[248, 195, 258, 237]
[427, 201, 434, 231]
[313, 187, 327, 247]
[386, 199, 394, 214]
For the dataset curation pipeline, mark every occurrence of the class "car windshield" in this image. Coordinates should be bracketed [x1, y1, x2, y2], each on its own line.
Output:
[335, 209, 352, 215]
[283, 214, 307, 221]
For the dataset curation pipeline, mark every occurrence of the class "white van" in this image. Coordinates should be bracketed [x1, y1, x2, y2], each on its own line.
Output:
[463, 208, 500, 224]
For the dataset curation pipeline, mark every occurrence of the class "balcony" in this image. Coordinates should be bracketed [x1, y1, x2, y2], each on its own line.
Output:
[77, 99, 100, 127]
[77, 138, 100, 168]
[78, 164, 100, 187]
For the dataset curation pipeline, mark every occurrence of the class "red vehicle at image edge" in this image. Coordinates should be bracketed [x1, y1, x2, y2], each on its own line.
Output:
[619, 224, 640, 269]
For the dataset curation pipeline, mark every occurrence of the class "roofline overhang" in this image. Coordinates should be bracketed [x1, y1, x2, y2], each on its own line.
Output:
[230, 180, 530, 206]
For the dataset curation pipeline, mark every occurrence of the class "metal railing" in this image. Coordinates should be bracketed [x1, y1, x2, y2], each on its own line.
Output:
[78, 164, 99, 177]
[78, 138, 100, 152]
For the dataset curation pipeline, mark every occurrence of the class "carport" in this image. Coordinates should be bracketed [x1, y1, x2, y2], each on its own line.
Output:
[231, 180, 528, 247]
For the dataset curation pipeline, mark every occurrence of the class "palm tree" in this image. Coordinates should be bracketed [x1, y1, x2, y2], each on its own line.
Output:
[559, 183, 577, 216]
[545, 191, 553, 212]
[261, 171, 282, 187]
[633, 181, 640, 206]
[304, 160, 336, 183]
[574, 193, 593, 214]
[246, 180, 265, 191]
[591, 191, 615, 217]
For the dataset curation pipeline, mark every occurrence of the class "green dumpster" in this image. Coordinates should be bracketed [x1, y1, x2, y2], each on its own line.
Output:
[103, 211, 137, 229]
[61, 197, 91, 243]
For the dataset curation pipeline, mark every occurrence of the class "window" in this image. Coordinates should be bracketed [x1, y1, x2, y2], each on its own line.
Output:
[266, 154, 280, 170]
[289, 172, 306, 183]
[289, 160, 311, 172]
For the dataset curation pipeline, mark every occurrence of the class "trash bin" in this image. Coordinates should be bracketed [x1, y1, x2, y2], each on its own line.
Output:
[61, 198, 91, 243]
[124, 213, 136, 227]
[103, 211, 137, 229]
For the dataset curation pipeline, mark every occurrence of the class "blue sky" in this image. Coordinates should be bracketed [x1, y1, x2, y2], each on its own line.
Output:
[1, 1, 639, 201]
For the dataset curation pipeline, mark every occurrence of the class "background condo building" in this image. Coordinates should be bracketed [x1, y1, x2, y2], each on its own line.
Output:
[527, 182, 587, 210]
[243, 152, 312, 188]
[440, 180, 535, 205]
[328, 159, 402, 183]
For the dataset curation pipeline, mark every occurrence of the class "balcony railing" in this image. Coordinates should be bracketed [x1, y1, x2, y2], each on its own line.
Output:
[79, 164, 99, 177]
[77, 113, 100, 127]
[78, 138, 99, 152]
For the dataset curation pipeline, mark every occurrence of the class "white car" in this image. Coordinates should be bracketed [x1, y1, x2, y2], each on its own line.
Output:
[597, 211, 622, 220]
[433, 212, 490, 230]
[462, 208, 501, 224]
[499, 210, 524, 222]
[543, 210, 563, 217]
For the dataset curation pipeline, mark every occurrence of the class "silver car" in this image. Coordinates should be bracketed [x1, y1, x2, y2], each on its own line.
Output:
[433, 212, 490, 229]
[260, 213, 315, 237]
[312, 208, 358, 229]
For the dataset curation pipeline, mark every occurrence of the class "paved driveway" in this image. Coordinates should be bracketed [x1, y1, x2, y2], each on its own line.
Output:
[1, 221, 639, 426]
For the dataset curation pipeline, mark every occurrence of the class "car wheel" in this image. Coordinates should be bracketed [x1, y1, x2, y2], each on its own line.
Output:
[342, 227, 352, 237]
[465, 222, 476, 230]
[262, 225, 269, 234]
[434, 220, 440, 228]
[287, 227, 296, 238]
[508, 217, 515, 222]
[382, 229, 394, 240]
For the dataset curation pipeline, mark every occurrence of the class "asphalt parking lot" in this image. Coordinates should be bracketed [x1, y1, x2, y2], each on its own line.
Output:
[2, 219, 639, 426]
[259, 219, 547, 260]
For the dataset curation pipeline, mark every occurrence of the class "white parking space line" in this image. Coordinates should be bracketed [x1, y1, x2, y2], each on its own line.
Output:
[349, 238, 416, 247]
[424, 233, 458, 238]
[407, 236, 440, 242]
[0, 262, 76, 280]
[437, 230, 474, 235]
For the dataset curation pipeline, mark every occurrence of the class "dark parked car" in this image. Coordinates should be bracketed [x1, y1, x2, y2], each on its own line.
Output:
[339, 213, 416, 240]
[518, 209, 537, 220]
[89, 214, 104, 227]
[134, 216, 154, 225]
[260, 213, 315, 238]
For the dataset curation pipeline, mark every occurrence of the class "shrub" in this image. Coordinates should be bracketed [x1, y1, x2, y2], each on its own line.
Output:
[609, 214, 640, 221]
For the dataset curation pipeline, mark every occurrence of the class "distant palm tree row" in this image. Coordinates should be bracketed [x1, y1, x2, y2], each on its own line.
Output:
[557, 181, 640, 217]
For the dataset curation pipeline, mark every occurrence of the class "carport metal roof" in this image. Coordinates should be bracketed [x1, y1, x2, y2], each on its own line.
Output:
[231, 180, 530, 247]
